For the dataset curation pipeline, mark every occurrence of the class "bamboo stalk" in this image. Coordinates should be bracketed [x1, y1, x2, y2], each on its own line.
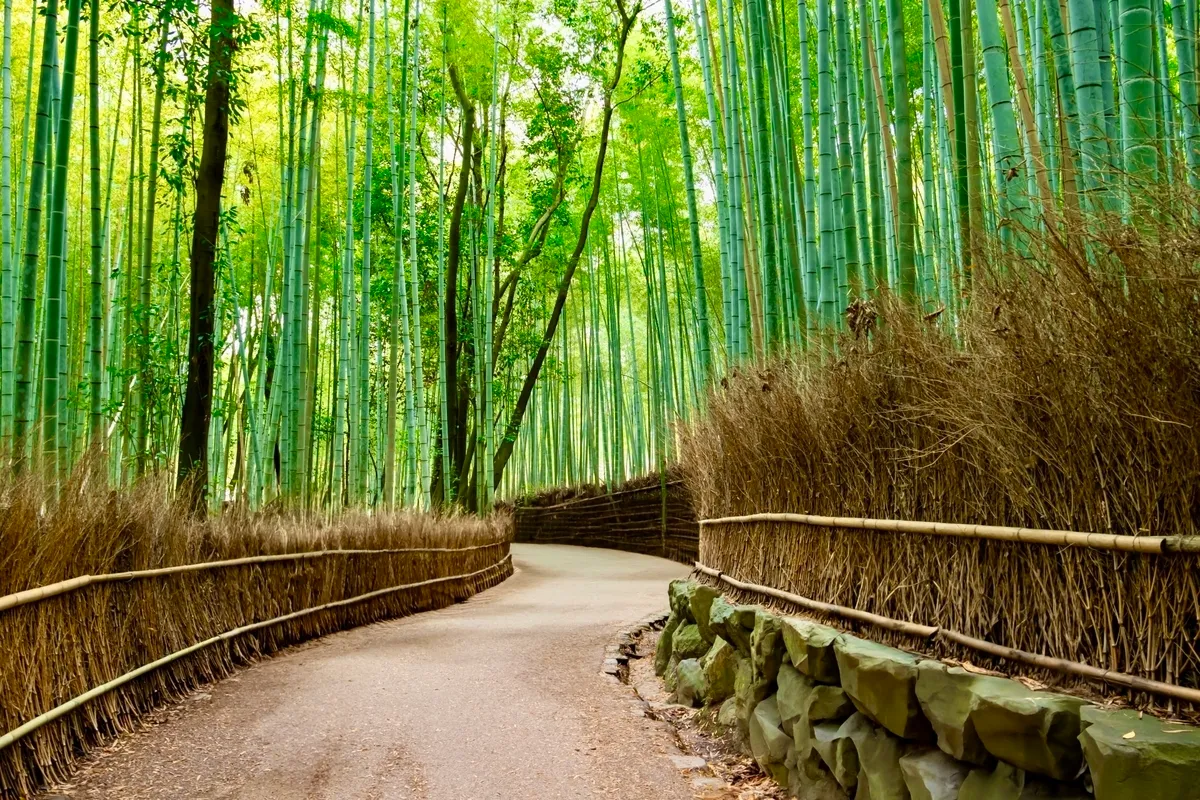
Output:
[0, 554, 513, 752]
[0, 541, 507, 614]
[700, 512, 1200, 554]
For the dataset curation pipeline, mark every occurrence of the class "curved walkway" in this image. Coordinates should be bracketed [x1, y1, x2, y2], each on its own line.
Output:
[48, 544, 696, 800]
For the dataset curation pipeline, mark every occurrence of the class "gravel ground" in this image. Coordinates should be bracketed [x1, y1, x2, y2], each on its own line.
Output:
[44, 544, 700, 800]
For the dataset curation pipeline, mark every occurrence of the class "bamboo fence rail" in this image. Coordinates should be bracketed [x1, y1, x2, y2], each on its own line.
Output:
[0, 505, 514, 799]
[0, 555, 512, 753]
[511, 479, 698, 564]
[701, 513, 1200, 554]
[0, 542, 504, 614]
[694, 562, 1200, 705]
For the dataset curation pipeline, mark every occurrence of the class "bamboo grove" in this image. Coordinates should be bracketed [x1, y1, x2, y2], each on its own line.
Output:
[0, 0, 1195, 511]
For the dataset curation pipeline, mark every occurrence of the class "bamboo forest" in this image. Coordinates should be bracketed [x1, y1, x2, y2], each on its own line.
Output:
[0, 0, 1194, 513]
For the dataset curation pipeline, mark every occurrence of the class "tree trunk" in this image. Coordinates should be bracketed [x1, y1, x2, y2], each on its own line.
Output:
[488, 0, 639, 492]
[442, 64, 474, 498]
[177, 0, 235, 510]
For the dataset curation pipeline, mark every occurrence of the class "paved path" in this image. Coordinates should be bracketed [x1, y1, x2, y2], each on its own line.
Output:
[51, 544, 697, 800]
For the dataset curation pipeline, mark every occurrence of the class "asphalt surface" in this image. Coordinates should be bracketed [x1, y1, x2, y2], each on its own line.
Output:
[49, 544, 697, 800]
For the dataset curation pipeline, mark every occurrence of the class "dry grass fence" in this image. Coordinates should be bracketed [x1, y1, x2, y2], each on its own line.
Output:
[505, 472, 699, 564]
[680, 198, 1200, 714]
[0, 465, 512, 798]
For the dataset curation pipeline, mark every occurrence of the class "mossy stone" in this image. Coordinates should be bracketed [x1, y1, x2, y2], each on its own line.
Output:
[668, 579, 697, 618]
[835, 635, 932, 741]
[751, 610, 785, 684]
[675, 658, 707, 707]
[899, 748, 969, 800]
[1079, 706, 1200, 800]
[790, 769, 851, 800]
[735, 654, 771, 739]
[847, 714, 914, 800]
[701, 636, 739, 703]
[688, 583, 721, 642]
[808, 684, 856, 723]
[782, 617, 842, 684]
[672, 623, 709, 660]
[710, 595, 756, 654]
[718, 696, 740, 726]
[750, 695, 794, 785]
[664, 654, 680, 692]
[959, 762, 1026, 800]
[655, 611, 682, 677]
[778, 663, 817, 730]
[959, 761, 1089, 800]
[813, 717, 864, 791]
[915, 660, 993, 765]
[970, 682, 1084, 781]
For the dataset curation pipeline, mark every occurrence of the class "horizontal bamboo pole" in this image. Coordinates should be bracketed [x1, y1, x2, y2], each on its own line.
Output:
[701, 513, 1200, 555]
[695, 562, 1200, 706]
[0, 542, 506, 615]
[0, 554, 512, 753]
[693, 563, 939, 638]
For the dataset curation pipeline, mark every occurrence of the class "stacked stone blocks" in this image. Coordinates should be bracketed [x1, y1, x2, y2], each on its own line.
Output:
[657, 579, 1200, 800]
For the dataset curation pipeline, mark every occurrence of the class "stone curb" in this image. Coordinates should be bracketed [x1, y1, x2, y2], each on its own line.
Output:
[605, 609, 733, 796]
[601, 610, 670, 683]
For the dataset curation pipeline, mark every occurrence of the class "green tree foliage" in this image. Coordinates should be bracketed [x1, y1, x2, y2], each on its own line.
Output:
[0, 0, 1196, 506]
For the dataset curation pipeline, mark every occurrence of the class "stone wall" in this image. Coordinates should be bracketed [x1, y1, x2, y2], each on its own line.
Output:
[657, 580, 1200, 800]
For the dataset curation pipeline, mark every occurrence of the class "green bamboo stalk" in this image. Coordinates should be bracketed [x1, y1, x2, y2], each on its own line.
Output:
[978, 0, 1031, 243]
[816, 0, 837, 332]
[691, 0, 732, 363]
[86, 0, 101, 444]
[332, 0, 365, 509]
[834, 0, 860, 299]
[50, 0, 74, 477]
[884, 0, 916, 297]
[1118, 0, 1158, 196]
[15, 0, 59, 472]
[356, 0, 377, 504]
[383, 0, 415, 508]
[1153, 0, 1173, 173]
[0, 0, 11, 446]
[747, 0, 779, 351]
[12, 0, 34, 274]
[409, 1, 430, 506]
[1068, 0, 1113, 207]
[923, 0, 937, 304]
[132, 21, 168, 475]
[1045, 0, 1082, 208]
[798, 0, 820, 325]
[664, 0, 713, 380]
[1172, 0, 1200, 186]
[436, 2, 450, 505]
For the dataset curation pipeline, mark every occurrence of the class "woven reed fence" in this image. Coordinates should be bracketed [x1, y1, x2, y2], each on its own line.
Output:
[677, 258, 1200, 715]
[508, 475, 699, 564]
[698, 516, 1200, 713]
[0, 484, 512, 799]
